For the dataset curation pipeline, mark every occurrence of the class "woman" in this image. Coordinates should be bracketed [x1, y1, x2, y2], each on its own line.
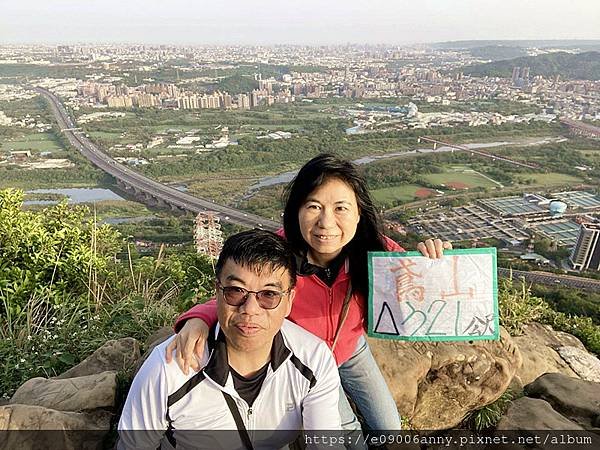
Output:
[167, 153, 450, 435]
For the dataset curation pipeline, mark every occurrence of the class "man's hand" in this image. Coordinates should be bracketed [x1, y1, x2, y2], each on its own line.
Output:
[165, 318, 209, 375]
[416, 238, 452, 259]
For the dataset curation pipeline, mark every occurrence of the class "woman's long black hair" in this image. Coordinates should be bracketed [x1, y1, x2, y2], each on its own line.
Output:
[283, 153, 387, 298]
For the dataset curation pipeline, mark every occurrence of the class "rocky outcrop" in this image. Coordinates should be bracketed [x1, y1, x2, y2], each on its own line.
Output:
[497, 397, 585, 430]
[10, 372, 117, 412]
[556, 346, 600, 383]
[56, 337, 140, 379]
[5, 320, 597, 438]
[511, 323, 583, 386]
[0, 404, 110, 449]
[2, 337, 141, 446]
[369, 326, 521, 430]
[494, 373, 600, 449]
[145, 326, 175, 350]
[525, 372, 600, 431]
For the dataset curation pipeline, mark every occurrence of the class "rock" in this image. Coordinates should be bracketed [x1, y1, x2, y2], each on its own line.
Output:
[10, 372, 117, 412]
[368, 326, 521, 430]
[555, 346, 600, 382]
[133, 326, 175, 376]
[56, 338, 140, 379]
[145, 326, 174, 350]
[0, 404, 109, 449]
[512, 323, 581, 386]
[525, 372, 600, 431]
[496, 397, 583, 430]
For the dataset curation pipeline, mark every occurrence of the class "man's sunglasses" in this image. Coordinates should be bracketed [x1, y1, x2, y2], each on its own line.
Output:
[216, 281, 290, 310]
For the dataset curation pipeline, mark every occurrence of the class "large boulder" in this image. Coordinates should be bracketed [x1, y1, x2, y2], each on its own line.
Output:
[133, 326, 175, 375]
[10, 371, 117, 412]
[0, 404, 110, 449]
[56, 337, 140, 379]
[525, 372, 600, 431]
[511, 323, 582, 386]
[145, 326, 175, 350]
[496, 397, 584, 430]
[555, 346, 600, 383]
[368, 326, 521, 430]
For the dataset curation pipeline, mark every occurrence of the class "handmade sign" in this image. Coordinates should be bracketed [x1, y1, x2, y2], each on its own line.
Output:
[368, 248, 498, 341]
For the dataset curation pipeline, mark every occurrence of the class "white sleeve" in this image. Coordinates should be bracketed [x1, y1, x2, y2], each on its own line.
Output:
[117, 347, 170, 450]
[301, 341, 342, 431]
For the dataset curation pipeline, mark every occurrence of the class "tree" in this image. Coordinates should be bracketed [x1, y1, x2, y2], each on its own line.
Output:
[0, 189, 122, 315]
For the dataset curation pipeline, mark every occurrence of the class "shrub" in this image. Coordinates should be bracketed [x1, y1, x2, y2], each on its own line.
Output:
[464, 390, 516, 431]
[0, 189, 215, 397]
[498, 275, 600, 355]
[498, 276, 551, 335]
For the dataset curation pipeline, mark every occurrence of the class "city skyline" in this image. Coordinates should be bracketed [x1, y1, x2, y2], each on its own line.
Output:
[2, 0, 600, 45]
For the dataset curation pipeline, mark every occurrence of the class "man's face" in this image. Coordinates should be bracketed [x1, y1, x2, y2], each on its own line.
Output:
[217, 259, 295, 354]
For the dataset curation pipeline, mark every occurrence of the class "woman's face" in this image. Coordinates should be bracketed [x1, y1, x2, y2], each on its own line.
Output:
[298, 177, 360, 266]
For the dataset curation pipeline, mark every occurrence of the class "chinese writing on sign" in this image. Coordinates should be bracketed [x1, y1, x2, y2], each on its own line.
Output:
[368, 249, 498, 342]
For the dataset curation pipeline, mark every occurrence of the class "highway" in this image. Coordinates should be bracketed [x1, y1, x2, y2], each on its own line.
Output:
[498, 267, 600, 293]
[560, 118, 600, 138]
[36, 87, 280, 232]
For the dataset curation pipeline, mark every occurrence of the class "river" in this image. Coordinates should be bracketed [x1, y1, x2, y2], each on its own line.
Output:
[247, 137, 563, 192]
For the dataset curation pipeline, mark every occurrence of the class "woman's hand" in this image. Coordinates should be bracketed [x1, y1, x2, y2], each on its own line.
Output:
[165, 318, 209, 375]
[417, 238, 452, 259]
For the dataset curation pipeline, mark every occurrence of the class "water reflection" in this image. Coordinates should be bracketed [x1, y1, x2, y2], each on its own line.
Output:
[25, 188, 125, 205]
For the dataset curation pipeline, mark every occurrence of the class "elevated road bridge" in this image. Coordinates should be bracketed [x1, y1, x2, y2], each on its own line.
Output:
[418, 136, 539, 169]
[498, 267, 600, 293]
[560, 118, 600, 139]
[36, 87, 280, 231]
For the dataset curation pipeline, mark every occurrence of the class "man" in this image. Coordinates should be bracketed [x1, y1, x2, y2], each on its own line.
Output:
[118, 230, 342, 449]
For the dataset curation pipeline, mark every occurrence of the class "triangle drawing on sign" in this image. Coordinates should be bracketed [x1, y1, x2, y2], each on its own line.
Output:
[374, 302, 400, 336]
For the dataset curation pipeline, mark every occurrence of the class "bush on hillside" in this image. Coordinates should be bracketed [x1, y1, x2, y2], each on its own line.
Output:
[499, 276, 600, 355]
[0, 189, 215, 398]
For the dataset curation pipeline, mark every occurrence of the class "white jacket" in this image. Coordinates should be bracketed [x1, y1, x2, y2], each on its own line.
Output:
[118, 320, 342, 450]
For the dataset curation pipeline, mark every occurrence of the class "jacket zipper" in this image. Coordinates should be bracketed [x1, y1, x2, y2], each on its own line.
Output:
[328, 286, 335, 347]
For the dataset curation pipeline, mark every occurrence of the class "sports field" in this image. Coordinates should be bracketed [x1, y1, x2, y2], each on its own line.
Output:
[514, 172, 583, 186]
[422, 167, 500, 189]
[2, 132, 63, 152]
[372, 184, 436, 204]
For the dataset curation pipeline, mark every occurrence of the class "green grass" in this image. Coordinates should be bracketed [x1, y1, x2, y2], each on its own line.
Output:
[85, 200, 153, 220]
[372, 184, 426, 204]
[422, 168, 500, 189]
[2, 132, 64, 152]
[87, 131, 123, 140]
[186, 178, 255, 205]
[238, 124, 303, 132]
[514, 172, 583, 186]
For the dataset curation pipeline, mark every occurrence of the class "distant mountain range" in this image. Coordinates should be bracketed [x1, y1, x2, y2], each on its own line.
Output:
[432, 40, 600, 51]
[460, 51, 600, 81]
[467, 46, 528, 61]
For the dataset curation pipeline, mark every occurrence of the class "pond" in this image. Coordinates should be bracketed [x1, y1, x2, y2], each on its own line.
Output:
[24, 188, 125, 205]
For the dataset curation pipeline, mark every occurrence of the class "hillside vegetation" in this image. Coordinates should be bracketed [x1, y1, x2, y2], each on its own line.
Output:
[462, 51, 600, 80]
[469, 46, 528, 61]
[0, 189, 214, 397]
[0, 188, 598, 399]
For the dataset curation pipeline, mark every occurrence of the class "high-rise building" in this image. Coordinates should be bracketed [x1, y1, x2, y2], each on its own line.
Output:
[570, 223, 600, 270]
[107, 96, 133, 108]
[237, 93, 250, 109]
[222, 93, 232, 108]
[511, 67, 520, 84]
[250, 90, 260, 108]
[521, 67, 530, 80]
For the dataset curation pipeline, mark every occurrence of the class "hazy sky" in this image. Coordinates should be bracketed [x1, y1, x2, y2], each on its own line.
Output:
[2, 0, 599, 45]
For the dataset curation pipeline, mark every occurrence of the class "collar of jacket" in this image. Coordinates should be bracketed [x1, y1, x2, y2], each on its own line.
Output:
[296, 250, 350, 279]
[203, 323, 291, 387]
